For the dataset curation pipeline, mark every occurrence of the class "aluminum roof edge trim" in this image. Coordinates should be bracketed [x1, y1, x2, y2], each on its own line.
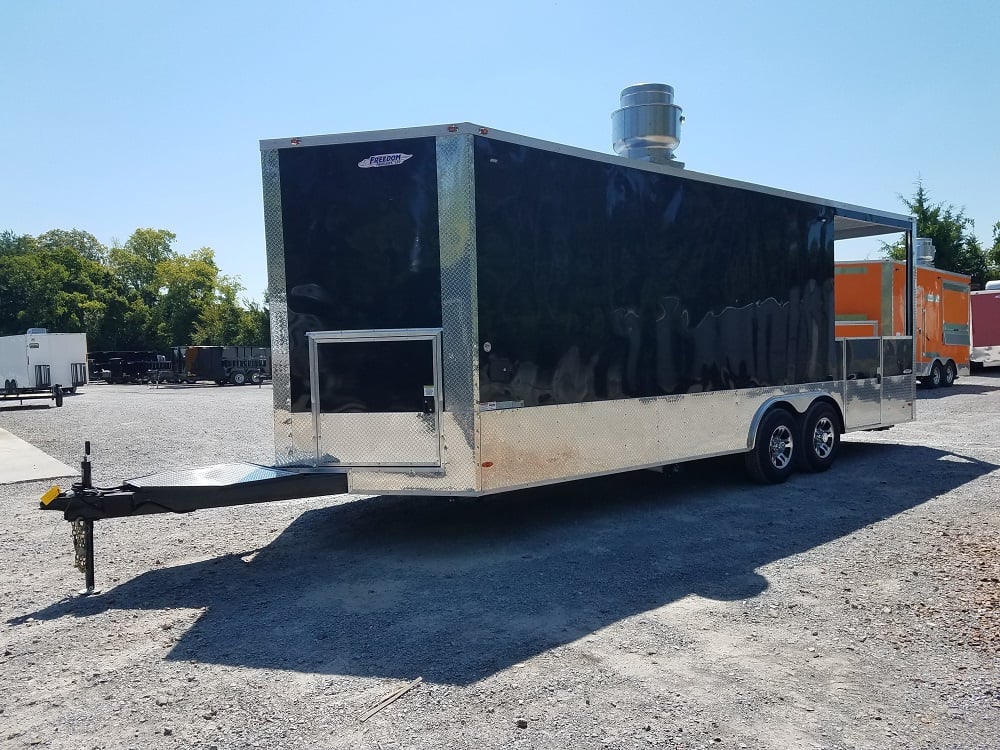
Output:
[259, 122, 912, 230]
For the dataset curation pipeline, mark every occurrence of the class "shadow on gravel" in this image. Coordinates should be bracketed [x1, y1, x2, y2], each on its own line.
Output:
[917, 383, 1000, 399]
[15, 443, 996, 685]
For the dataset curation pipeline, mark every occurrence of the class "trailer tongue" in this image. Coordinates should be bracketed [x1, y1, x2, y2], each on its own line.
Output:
[40, 443, 347, 593]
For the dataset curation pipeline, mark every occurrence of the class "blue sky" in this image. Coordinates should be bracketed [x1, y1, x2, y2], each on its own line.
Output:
[3, 1, 998, 301]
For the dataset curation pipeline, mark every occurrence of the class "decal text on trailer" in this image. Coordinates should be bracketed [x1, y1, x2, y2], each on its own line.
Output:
[358, 153, 413, 168]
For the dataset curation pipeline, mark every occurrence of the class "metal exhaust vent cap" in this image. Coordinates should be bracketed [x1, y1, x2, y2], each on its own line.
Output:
[612, 83, 684, 166]
[915, 237, 936, 266]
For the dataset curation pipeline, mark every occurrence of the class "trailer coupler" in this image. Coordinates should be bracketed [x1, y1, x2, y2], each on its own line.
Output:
[40, 442, 348, 593]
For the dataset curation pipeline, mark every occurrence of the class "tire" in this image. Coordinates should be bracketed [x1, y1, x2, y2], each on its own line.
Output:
[745, 408, 797, 484]
[796, 401, 840, 473]
[249, 371, 263, 385]
[230, 371, 247, 386]
[925, 361, 944, 388]
[943, 360, 957, 387]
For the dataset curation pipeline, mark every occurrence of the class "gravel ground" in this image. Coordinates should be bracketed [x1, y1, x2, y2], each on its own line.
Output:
[1, 378, 998, 750]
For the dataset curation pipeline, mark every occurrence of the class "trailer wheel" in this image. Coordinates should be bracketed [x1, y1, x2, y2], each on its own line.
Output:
[943, 360, 957, 387]
[745, 408, 797, 484]
[796, 401, 840, 473]
[230, 371, 247, 386]
[924, 361, 944, 388]
[249, 371, 263, 385]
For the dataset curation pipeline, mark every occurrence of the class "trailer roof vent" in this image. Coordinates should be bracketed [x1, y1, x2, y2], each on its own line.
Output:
[915, 237, 936, 267]
[612, 83, 684, 167]
[984, 280, 1000, 291]
[26, 327, 47, 335]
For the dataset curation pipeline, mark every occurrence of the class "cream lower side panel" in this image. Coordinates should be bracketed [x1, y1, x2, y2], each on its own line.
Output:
[478, 383, 841, 493]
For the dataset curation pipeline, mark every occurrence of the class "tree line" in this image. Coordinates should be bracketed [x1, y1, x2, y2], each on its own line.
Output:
[0, 228, 268, 351]
[884, 181, 1000, 287]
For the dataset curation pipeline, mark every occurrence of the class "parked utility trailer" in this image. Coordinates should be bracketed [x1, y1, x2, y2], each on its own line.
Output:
[259, 122, 915, 494]
[971, 288, 1000, 369]
[1, 330, 88, 395]
[89, 350, 164, 384]
[834, 259, 970, 387]
[166, 346, 272, 385]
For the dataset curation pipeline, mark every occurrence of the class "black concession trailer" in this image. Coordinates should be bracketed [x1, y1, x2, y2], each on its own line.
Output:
[43, 92, 917, 590]
[260, 121, 915, 494]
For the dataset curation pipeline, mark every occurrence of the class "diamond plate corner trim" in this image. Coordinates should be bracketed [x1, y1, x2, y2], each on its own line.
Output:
[437, 133, 481, 490]
[261, 150, 310, 467]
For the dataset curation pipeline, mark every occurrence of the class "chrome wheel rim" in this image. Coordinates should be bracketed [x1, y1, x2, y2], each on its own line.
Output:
[769, 426, 793, 469]
[812, 417, 835, 459]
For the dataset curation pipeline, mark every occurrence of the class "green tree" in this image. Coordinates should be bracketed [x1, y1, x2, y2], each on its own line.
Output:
[0, 230, 38, 256]
[152, 248, 221, 348]
[2, 226, 270, 350]
[192, 275, 245, 345]
[37, 229, 107, 263]
[108, 228, 177, 300]
[883, 180, 990, 286]
[236, 294, 270, 347]
[0, 251, 68, 334]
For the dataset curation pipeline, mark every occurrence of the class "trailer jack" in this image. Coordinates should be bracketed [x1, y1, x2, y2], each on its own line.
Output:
[40, 441, 348, 592]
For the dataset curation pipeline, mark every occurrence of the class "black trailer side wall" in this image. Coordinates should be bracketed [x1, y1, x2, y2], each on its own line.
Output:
[276, 132, 835, 414]
[277, 137, 442, 413]
[474, 138, 836, 405]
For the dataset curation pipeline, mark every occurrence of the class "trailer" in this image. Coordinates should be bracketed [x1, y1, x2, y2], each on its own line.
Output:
[1, 329, 88, 396]
[971, 288, 1000, 369]
[89, 350, 164, 384]
[164, 345, 272, 385]
[834, 257, 970, 387]
[41, 84, 918, 590]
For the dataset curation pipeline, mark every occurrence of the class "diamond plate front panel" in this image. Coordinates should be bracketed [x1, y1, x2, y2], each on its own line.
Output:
[262, 150, 313, 467]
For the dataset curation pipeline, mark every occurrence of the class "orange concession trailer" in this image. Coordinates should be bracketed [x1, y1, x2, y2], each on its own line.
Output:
[835, 260, 970, 387]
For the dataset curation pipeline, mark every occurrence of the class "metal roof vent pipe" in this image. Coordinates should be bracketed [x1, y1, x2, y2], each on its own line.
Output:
[612, 83, 684, 167]
[915, 237, 936, 267]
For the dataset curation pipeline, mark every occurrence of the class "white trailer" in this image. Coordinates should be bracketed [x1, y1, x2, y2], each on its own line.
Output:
[1, 329, 88, 395]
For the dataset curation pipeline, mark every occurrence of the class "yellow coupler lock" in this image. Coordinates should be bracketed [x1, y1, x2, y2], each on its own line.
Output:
[40, 486, 62, 506]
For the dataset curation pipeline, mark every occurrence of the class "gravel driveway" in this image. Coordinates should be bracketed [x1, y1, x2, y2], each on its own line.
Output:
[1, 378, 998, 749]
